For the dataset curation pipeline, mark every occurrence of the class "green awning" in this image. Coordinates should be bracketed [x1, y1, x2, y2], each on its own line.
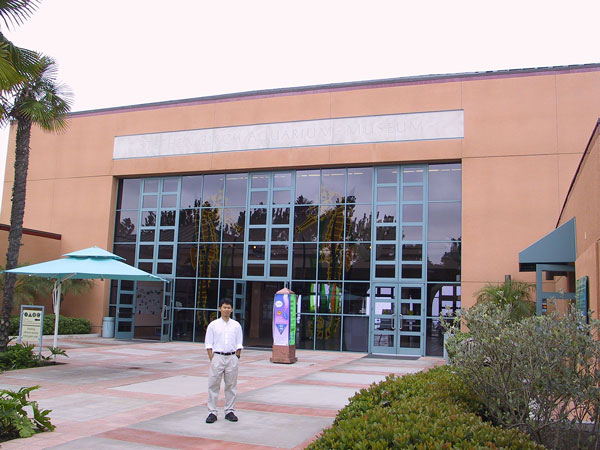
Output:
[519, 218, 576, 272]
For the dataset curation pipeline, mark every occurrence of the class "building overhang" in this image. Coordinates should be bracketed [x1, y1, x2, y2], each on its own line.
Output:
[519, 218, 576, 272]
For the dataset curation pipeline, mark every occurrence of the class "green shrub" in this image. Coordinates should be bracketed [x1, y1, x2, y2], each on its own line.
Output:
[10, 314, 91, 335]
[0, 386, 54, 441]
[308, 367, 542, 449]
[0, 344, 41, 371]
[445, 302, 600, 449]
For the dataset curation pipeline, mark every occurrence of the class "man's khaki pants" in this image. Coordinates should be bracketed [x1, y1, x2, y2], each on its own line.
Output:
[207, 353, 239, 415]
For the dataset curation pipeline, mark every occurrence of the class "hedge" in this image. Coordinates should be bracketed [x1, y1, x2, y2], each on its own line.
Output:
[10, 314, 91, 336]
[307, 366, 543, 450]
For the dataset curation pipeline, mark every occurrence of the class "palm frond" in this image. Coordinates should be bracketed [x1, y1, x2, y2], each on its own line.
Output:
[0, 0, 39, 30]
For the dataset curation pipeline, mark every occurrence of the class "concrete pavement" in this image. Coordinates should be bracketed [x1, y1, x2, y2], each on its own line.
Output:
[0, 336, 443, 449]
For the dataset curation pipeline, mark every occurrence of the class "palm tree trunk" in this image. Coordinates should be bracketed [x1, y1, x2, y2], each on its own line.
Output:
[0, 116, 32, 351]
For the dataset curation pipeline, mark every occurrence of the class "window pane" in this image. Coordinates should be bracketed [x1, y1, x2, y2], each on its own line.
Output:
[344, 243, 371, 281]
[203, 174, 224, 206]
[426, 318, 444, 356]
[158, 245, 173, 259]
[113, 244, 135, 266]
[377, 167, 397, 184]
[161, 194, 177, 208]
[375, 264, 395, 278]
[250, 191, 268, 205]
[143, 179, 159, 193]
[376, 226, 396, 241]
[321, 168, 345, 204]
[157, 263, 172, 274]
[319, 205, 345, 241]
[376, 205, 396, 223]
[269, 264, 288, 277]
[249, 208, 267, 225]
[403, 186, 423, 201]
[138, 245, 154, 260]
[272, 207, 290, 225]
[160, 229, 174, 241]
[318, 243, 343, 280]
[115, 211, 138, 242]
[293, 244, 317, 280]
[141, 211, 156, 227]
[222, 208, 245, 242]
[173, 309, 194, 341]
[174, 279, 196, 308]
[225, 173, 248, 206]
[427, 241, 461, 282]
[293, 282, 318, 313]
[294, 205, 318, 242]
[220, 244, 243, 278]
[194, 309, 218, 342]
[402, 226, 422, 240]
[403, 204, 423, 222]
[248, 244, 265, 260]
[270, 245, 289, 261]
[272, 190, 291, 205]
[377, 186, 396, 202]
[247, 264, 264, 276]
[343, 283, 370, 315]
[196, 279, 219, 310]
[197, 244, 220, 277]
[271, 228, 289, 241]
[180, 175, 203, 208]
[428, 202, 461, 240]
[200, 208, 222, 242]
[317, 283, 342, 313]
[273, 172, 292, 188]
[296, 315, 315, 349]
[315, 315, 341, 351]
[140, 229, 155, 242]
[295, 170, 320, 204]
[376, 244, 395, 261]
[343, 316, 368, 351]
[160, 210, 176, 226]
[118, 179, 141, 209]
[427, 284, 461, 318]
[429, 164, 461, 201]
[178, 209, 199, 242]
[176, 244, 197, 277]
[403, 167, 424, 183]
[402, 264, 422, 279]
[347, 167, 372, 204]
[249, 228, 266, 241]
[142, 195, 157, 208]
[346, 204, 371, 241]
[402, 244, 422, 261]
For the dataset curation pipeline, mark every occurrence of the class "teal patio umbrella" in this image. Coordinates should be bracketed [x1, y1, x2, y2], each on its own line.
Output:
[5, 246, 166, 349]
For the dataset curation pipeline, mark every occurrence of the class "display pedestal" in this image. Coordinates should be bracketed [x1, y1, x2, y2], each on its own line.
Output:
[270, 344, 297, 364]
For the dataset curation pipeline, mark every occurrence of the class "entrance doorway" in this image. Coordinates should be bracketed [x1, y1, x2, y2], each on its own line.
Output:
[243, 281, 284, 347]
[370, 283, 425, 355]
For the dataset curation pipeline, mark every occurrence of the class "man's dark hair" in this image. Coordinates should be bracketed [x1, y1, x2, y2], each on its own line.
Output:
[220, 298, 233, 307]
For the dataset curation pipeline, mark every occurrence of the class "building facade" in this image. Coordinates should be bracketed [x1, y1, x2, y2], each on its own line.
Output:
[2, 64, 600, 356]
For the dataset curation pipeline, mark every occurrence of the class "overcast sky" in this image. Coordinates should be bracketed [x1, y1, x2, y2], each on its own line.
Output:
[0, 0, 599, 202]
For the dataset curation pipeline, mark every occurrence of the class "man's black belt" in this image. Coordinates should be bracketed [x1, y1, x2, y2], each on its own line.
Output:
[213, 351, 235, 355]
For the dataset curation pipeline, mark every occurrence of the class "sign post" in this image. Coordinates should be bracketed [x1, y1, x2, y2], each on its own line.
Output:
[271, 287, 298, 364]
[18, 305, 44, 360]
[576, 276, 589, 322]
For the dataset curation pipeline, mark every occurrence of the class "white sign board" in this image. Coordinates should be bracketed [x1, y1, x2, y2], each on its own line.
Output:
[19, 306, 44, 349]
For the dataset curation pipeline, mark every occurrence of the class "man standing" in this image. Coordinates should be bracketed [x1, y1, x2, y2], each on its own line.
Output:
[204, 298, 243, 423]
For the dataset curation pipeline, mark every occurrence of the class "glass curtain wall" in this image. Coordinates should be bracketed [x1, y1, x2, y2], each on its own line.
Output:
[111, 163, 461, 354]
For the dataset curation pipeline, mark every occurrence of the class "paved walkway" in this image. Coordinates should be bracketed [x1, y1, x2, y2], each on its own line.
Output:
[0, 337, 443, 449]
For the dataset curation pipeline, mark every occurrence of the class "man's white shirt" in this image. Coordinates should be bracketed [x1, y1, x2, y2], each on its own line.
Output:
[205, 317, 243, 353]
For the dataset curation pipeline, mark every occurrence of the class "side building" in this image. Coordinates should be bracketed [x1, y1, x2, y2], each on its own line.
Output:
[2, 64, 600, 356]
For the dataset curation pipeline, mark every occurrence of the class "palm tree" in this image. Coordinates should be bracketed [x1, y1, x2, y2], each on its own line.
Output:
[0, 55, 72, 350]
[475, 279, 535, 321]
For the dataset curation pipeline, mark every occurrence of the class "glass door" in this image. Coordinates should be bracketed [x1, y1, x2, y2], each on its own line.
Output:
[233, 280, 246, 330]
[370, 283, 425, 355]
[115, 280, 135, 339]
[161, 279, 173, 342]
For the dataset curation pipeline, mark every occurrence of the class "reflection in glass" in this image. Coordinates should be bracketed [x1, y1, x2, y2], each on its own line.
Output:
[194, 308, 218, 342]
[399, 335, 420, 348]
[176, 244, 198, 277]
[160, 210, 176, 226]
[402, 204, 423, 222]
[178, 209, 199, 242]
[296, 315, 315, 349]
[402, 244, 422, 261]
[375, 264, 395, 278]
[225, 173, 248, 206]
[270, 245, 289, 260]
[428, 241, 461, 282]
[115, 211, 137, 242]
[374, 333, 394, 347]
[203, 174, 224, 206]
[141, 211, 156, 227]
[272, 190, 290, 205]
[293, 282, 318, 313]
[269, 264, 287, 277]
[173, 309, 194, 341]
[427, 284, 461, 317]
[197, 244, 220, 278]
[118, 179, 141, 209]
[319, 205, 345, 242]
[271, 228, 289, 241]
[347, 167, 372, 204]
[292, 244, 317, 280]
[161, 194, 177, 208]
[163, 178, 178, 192]
[402, 264, 422, 279]
[426, 318, 444, 356]
[377, 167, 397, 184]
[272, 207, 290, 225]
[142, 195, 157, 208]
[140, 230, 155, 242]
[294, 205, 318, 242]
[249, 228, 266, 241]
[144, 179, 159, 193]
[346, 204, 371, 241]
[249, 208, 267, 225]
[428, 202, 461, 241]
[343, 316, 369, 351]
[315, 315, 341, 351]
[247, 264, 264, 276]
[250, 191, 268, 205]
[321, 168, 345, 204]
[343, 283, 370, 315]
[295, 170, 320, 204]
[376, 244, 395, 261]
[403, 186, 423, 201]
[377, 186, 396, 202]
[200, 208, 222, 242]
[222, 208, 245, 242]
[344, 243, 370, 281]
[157, 263, 172, 274]
[402, 226, 422, 240]
[318, 243, 343, 281]
[196, 279, 219, 310]
[248, 245, 265, 260]
[376, 226, 396, 240]
[376, 205, 396, 223]
[138, 245, 154, 260]
[160, 229, 175, 241]
[429, 164, 461, 201]
[401, 287, 422, 300]
[113, 244, 135, 265]
[317, 283, 342, 313]
[138, 262, 152, 273]
[158, 245, 173, 259]
[220, 244, 243, 278]
[251, 173, 269, 188]
[180, 175, 203, 208]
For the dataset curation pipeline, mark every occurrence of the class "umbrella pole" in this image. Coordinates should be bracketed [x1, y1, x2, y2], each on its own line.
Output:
[52, 280, 62, 355]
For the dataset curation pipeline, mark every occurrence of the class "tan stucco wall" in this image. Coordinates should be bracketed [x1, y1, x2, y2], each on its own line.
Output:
[2, 67, 600, 328]
[558, 124, 600, 318]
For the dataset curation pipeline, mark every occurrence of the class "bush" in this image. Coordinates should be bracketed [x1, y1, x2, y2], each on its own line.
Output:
[0, 386, 54, 441]
[10, 314, 91, 336]
[445, 302, 600, 449]
[0, 344, 41, 371]
[308, 367, 542, 449]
